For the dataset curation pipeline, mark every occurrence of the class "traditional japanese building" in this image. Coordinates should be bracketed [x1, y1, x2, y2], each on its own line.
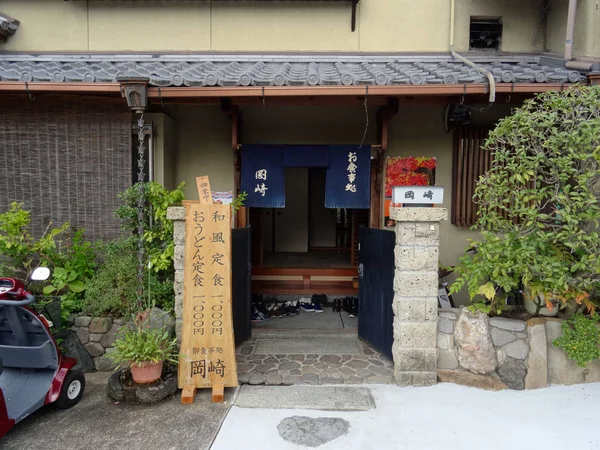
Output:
[0, 0, 599, 310]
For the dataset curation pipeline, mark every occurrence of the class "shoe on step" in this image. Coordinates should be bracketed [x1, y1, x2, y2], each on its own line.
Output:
[300, 301, 314, 312]
[313, 303, 323, 313]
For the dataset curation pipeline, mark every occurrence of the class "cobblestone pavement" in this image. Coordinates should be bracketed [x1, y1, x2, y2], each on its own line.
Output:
[236, 338, 394, 385]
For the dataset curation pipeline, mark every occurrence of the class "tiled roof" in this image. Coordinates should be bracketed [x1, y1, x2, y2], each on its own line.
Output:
[0, 54, 584, 87]
[0, 13, 19, 43]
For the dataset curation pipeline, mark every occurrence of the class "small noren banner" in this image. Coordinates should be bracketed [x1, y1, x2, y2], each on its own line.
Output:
[178, 199, 238, 389]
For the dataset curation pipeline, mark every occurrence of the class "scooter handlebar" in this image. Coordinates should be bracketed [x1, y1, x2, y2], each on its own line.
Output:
[0, 293, 36, 306]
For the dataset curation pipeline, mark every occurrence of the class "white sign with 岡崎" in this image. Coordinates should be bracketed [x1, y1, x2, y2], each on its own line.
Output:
[392, 186, 444, 205]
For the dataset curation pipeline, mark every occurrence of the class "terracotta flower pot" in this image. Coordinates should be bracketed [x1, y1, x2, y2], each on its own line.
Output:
[130, 361, 163, 384]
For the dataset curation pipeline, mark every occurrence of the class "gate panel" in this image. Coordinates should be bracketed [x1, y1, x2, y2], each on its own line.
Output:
[358, 228, 395, 359]
[232, 226, 252, 346]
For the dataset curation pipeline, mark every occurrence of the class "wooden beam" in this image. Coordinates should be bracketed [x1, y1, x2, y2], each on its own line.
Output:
[211, 384, 225, 403]
[0, 82, 121, 93]
[181, 384, 197, 404]
[252, 267, 357, 277]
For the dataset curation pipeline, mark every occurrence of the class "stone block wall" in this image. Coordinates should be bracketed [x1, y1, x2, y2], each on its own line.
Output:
[168, 206, 186, 343]
[437, 308, 600, 389]
[71, 316, 122, 372]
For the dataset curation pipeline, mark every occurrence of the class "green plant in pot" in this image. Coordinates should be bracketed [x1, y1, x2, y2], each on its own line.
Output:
[109, 313, 178, 384]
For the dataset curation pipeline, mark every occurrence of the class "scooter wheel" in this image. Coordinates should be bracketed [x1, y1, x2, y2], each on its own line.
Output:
[55, 370, 85, 409]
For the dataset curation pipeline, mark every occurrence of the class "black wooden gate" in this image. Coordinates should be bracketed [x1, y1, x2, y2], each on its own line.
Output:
[232, 226, 252, 346]
[358, 228, 395, 359]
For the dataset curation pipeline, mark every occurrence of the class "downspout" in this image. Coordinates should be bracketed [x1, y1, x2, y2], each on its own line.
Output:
[564, 0, 593, 71]
[449, 0, 496, 102]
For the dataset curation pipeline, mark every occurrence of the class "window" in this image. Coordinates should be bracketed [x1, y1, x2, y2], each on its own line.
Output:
[469, 18, 503, 50]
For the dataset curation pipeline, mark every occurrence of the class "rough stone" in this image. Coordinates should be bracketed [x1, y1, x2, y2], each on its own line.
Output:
[278, 416, 350, 448]
[490, 328, 516, 347]
[502, 339, 529, 361]
[282, 375, 302, 385]
[74, 316, 92, 327]
[437, 350, 459, 370]
[545, 319, 586, 385]
[173, 220, 186, 245]
[89, 333, 102, 343]
[266, 374, 283, 386]
[396, 348, 437, 372]
[436, 333, 454, 350]
[393, 271, 438, 297]
[94, 348, 117, 371]
[344, 359, 370, 370]
[356, 368, 373, 377]
[279, 361, 302, 370]
[238, 373, 251, 384]
[339, 367, 356, 376]
[394, 321, 437, 348]
[107, 370, 178, 403]
[438, 309, 459, 320]
[174, 243, 185, 271]
[100, 324, 119, 348]
[55, 329, 95, 373]
[113, 318, 125, 326]
[240, 346, 254, 355]
[89, 317, 112, 334]
[391, 207, 448, 224]
[302, 374, 320, 385]
[365, 375, 394, 384]
[437, 369, 509, 391]
[497, 357, 527, 390]
[343, 376, 364, 384]
[84, 342, 105, 357]
[314, 362, 327, 369]
[454, 309, 497, 374]
[489, 317, 526, 332]
[497, 349, 506, 364]
[411, 372, 437, 386]
[301, 366, 320, 375]
[167, 206, 186, 221]
[395, 246, 439, 271]
[321, 376, 344, 384]
[263, 356, 279, 364]
[254, 363, 277, 373]
[248, 372, 267, 385]
[438, 317, 454, 334]
[147, 307, 176, 337]
[525, 322, 548, 389]
[76, 327, 90, 345]
[289, 369, 302, 375]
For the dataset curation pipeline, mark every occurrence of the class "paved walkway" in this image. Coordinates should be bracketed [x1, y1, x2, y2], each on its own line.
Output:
[236, 335, 394, 385]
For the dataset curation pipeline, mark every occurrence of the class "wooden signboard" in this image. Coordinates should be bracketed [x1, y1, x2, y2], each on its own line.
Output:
[179, 177, 238, 402]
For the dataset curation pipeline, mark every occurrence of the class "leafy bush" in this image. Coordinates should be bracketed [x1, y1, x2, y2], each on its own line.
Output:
[450, 86, 600, 316]
[554, 314, 600, 367]
[115, 182, 185, 272]
[82, 248, 138, 318]
[0, 202, 96, 320]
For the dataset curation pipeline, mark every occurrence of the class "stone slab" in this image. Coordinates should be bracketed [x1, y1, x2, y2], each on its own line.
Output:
[167, 206, 186, 220]
[437, 369, 509, 391]
[489, 317, 526, 332]
[254, 339, 361, 355]
[390, 207, 448, 222]
[278, 416, 350, 448]
[235, 386, 375, 411]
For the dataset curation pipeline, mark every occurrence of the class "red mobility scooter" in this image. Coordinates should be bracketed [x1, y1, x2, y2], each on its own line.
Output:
[0, 267, 85, 439]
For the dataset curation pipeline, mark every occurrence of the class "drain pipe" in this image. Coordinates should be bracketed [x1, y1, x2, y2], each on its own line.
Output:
[449, 0, 496, 102]
[564, 0, 593, 71]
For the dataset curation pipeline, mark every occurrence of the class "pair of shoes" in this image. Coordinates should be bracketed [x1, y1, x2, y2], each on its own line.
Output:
[284, 300, 299, 316]
[311, 294, 326, 313]
[299, 297, 324, 313]
[344, 296, 358, 318]
[251, 305, 270, 322]
[332, 298, 343, 313]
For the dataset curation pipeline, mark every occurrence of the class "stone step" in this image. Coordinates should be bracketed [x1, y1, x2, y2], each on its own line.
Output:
[252, 329, 358, 340]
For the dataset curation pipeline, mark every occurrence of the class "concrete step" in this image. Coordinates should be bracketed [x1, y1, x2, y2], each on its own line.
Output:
[252, 328, 358, 340]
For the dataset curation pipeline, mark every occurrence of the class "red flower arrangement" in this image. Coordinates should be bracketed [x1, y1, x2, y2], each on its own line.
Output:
[385, 156, 436, 197]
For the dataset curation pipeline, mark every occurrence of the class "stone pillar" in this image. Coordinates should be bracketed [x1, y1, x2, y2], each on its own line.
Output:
[167, 206, 186, 344]
[390, 207, 448, 387]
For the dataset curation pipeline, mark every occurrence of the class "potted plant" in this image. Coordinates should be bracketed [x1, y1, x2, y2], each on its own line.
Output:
[109, 314, 178, 384]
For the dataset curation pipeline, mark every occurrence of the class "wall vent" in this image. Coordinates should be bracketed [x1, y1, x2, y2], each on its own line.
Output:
[469, 17, 503, 50]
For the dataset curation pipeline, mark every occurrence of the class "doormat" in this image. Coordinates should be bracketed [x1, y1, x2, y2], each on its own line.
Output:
[254, 338, 362, 355]
[235, 386, 375, 411]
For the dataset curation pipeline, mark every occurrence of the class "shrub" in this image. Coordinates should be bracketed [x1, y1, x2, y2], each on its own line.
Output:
[554, 314, 600, 367]
[450, 86, 600, 316]
[82, 250, 138, 318]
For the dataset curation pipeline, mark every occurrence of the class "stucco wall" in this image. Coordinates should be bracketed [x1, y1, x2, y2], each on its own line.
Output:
[547, 0, 600, 59]
[3, 0, 546, 53]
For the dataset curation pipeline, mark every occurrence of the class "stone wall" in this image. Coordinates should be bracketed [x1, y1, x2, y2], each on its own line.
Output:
[167, 206, 186, 343]
[437, 308, 600, 389]
[71, 316, 121, 372]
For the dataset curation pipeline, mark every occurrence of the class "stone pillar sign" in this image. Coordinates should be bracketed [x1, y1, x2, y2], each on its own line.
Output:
[390, 207, 448, 386]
